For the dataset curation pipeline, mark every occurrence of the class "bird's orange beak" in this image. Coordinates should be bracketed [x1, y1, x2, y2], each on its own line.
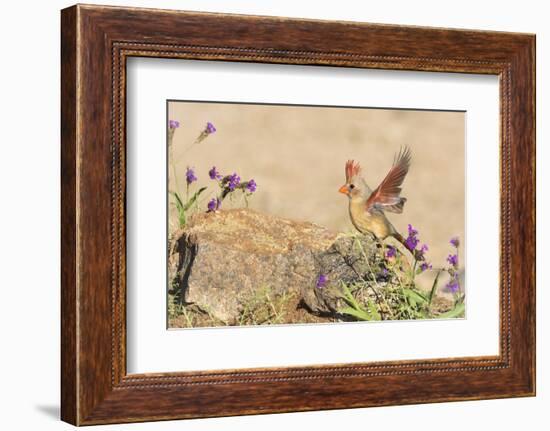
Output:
[339, 185, 349, 195]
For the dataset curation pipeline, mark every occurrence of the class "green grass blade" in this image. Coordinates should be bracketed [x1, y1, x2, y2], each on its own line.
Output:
[366, 299, 382, 321]
[428, 269, 442, 305]
[403, 288, 428, 304]
[340, 283, 362, 311]
[438, 302, 466, 319]
[171, 191, 184, 209]
[182, 187, 207, 211]
[340, 306, 372, 321]
[171, 188, 206, 228]
[170, 192, 186, 227]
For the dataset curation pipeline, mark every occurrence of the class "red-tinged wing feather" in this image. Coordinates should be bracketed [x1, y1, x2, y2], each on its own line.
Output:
[365, 147, 411, 213]
[345, 160, 361, 183]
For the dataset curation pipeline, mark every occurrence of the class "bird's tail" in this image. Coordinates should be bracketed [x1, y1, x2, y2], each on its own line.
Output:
[393, 232, 407, 248]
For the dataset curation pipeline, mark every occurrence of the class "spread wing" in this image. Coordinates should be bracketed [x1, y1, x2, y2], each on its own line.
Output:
[365, 146, 411, 213]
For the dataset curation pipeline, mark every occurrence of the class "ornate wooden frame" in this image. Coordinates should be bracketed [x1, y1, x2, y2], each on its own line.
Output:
[61, 4, 535, 425]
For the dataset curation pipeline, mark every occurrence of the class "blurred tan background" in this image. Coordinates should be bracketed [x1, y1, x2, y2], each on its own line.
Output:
[168, 102, 465, 274]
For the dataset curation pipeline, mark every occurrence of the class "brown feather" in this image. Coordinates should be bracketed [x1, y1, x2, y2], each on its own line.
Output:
[366, 146, 411, 213]
[383, 197, 407, 214]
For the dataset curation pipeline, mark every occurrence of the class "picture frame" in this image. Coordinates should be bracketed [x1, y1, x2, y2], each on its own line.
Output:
[60, 4, 535, 425]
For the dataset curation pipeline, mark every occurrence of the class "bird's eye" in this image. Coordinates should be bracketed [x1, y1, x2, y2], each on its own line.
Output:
[349, 184, 355, 189]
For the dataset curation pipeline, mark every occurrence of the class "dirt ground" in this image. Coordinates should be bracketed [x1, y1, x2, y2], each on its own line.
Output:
[168, 102, 465, 290]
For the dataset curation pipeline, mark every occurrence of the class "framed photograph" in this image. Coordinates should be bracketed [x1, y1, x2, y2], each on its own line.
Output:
[163, 101, 466, 330]
[61, 4, 535, 425]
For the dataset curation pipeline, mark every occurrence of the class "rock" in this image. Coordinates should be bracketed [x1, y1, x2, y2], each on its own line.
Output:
[170, 208, 394, 323]
[170, 208, 338, 323]
[303, 234, 387, 316]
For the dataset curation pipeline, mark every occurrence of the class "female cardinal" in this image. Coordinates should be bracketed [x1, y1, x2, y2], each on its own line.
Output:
[339, 147, 411, 246]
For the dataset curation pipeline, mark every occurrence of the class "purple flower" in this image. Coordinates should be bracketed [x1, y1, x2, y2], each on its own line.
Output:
[185, 167, 197, 185]
[450, 237, 460, 248]
[420, 262, 432, 272]
[205, 122, 216, 134]
[169, 120, 180, 129]
[408, 224, 418, 237]
[446, 276, 460, 293]
[415, 243, 429, 260]
[447, 254, 459, 268]
[381, 268, 389, 276]
[207, 197, 221, 212]
[208, 166, 222, 180]
[404, 223, 419, 251]
[246, 179, 257, 193]
[405, 235, 419, 251]
[227, 172, 241, 191]
[385, 246, 397, 259]
[316, 274, 328, 289]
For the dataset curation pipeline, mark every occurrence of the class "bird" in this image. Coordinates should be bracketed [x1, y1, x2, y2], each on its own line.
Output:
[339, 146, 412, 247]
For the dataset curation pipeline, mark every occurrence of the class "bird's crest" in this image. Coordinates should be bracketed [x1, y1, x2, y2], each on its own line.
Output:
[345, 160, 361, 183]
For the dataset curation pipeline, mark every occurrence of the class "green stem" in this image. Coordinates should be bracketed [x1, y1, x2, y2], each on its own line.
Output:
[174, 132, 208, 164]
[169, 145, 181, 196]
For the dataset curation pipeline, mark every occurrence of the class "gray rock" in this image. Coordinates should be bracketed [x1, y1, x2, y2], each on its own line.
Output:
[170, 208, 338, 323]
